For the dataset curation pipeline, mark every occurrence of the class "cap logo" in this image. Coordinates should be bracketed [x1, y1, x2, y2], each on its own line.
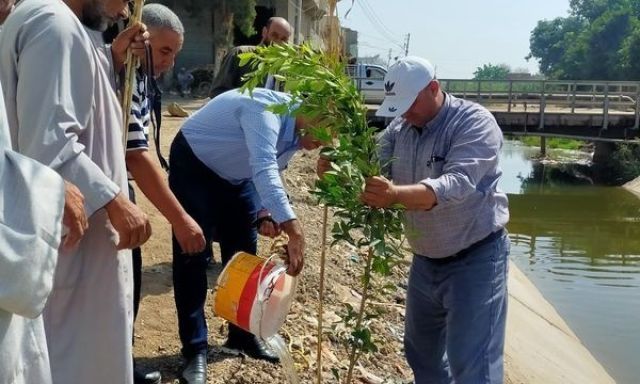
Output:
[384, 81, 396, 96]
[388, 107, 397, 112]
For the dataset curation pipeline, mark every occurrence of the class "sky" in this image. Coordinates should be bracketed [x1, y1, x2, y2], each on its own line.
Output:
[336, 0, 571, 78]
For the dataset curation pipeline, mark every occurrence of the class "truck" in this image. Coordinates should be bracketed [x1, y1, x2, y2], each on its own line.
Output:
[347, 63, 387, 104]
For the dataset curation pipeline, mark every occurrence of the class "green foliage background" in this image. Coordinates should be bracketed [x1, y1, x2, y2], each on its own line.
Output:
[528, 0, 640, 80]
[473, 63, 511, 80]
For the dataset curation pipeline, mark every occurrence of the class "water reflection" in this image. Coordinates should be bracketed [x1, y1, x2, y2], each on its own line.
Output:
[500, 141, 640, 384]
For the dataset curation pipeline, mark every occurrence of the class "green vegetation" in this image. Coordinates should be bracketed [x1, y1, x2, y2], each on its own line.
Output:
[526, 0, 640, 181]
[473, 63, 511, 80]
[528, 0, 640, 80]
[173, 0, 257, 70]
[511, 136, 586, 151]
[442, 79, 546, 94]
[179, 0, 256, 36]
[604, 143, 640, 182]
[239, 44, 405, 384]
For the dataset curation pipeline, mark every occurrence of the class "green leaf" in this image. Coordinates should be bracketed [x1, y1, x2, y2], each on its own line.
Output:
[331, 368, 340, 380]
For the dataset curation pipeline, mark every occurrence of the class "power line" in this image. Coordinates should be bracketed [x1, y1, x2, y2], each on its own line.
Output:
[354, 0, 404, 48]
[359, 0, 401, 42]
[357, 31, 404, 50]
[359, 42, 396, 54]
[358, 10, 402, 46]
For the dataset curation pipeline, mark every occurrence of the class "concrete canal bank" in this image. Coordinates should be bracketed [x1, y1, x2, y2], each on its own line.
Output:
[505, 263, 615, 384]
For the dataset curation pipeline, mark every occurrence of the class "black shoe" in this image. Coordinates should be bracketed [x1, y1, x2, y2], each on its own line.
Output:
[181, 353, 207, 384]
[134, 367, 161, 384]
[224, 325, 280, 363]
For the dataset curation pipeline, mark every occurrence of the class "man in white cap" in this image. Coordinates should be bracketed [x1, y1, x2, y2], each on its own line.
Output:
[360, 57, 510, 383]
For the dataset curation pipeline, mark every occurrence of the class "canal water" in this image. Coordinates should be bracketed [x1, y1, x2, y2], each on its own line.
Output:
[501, 141, 640, 384]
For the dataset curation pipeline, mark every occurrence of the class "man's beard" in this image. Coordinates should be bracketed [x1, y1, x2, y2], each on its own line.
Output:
[81, 0, 116, 31]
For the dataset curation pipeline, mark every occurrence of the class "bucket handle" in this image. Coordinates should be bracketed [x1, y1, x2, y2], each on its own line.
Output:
[257, 253, 282, 303]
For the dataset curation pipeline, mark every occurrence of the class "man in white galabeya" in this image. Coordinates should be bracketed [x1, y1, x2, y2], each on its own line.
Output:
[362, 56, 510, 384]
[0, 0, 151, 383]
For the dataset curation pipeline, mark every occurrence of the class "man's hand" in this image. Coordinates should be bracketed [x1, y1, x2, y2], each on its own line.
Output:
[316, 155, 332, 178]
[259, 219, 281, 238]
[62, 181, 88, 250]
[280, 219, 305, 276]
[256, 209, 281, 238]
[111, 22, 149, 73]
[173, 215, 206, 254]
[361, 176, 398, 209]
[105, 192, 152, 250]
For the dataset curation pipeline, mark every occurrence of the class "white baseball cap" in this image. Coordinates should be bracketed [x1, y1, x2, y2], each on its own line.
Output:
[376, 56, 436, 117]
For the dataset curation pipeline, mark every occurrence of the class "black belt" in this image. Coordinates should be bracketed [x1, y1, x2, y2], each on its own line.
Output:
[421, 228, 505, 265]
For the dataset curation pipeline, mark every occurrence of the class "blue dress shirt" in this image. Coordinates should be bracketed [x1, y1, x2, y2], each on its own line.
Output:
[181, 88, 300, 223]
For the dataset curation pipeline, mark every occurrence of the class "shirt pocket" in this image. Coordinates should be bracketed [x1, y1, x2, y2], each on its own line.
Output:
[427, 156, 445, 179]
[416, 149, 445, 180]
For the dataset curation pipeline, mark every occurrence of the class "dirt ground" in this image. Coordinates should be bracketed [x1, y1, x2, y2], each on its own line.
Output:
[132, 97, 414, 384]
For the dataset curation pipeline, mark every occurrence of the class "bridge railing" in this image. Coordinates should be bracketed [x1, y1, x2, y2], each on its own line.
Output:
[439, 79, 640, 130]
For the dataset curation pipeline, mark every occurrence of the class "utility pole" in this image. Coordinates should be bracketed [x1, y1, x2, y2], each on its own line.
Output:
[294, 0, 303, 44]
[403, 33, 411, 56]
[387, 48, 392, 67]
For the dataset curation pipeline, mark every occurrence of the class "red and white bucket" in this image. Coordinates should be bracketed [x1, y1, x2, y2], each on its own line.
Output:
[213, 252, 297, 339]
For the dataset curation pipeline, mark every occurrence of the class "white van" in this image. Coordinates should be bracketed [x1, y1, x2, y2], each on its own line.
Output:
[347, 63, 387, 104]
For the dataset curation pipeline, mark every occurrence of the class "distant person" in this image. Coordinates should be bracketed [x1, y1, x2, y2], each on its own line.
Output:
[169, 88, 323, 384]
[360, 56, 510, 384]
[208, 16, 292, 99]
[177, 67, 194, 97]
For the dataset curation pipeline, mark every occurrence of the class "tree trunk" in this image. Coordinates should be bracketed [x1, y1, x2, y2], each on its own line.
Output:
[212, 0, 235, 75]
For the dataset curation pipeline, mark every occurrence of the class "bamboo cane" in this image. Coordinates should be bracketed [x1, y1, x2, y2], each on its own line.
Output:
[121, 0, 145, 151]
[316, 205, 329, 384]
[316, 2, 340, 383]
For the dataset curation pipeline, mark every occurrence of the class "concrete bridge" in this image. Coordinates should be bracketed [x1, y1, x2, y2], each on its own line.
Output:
[368, 79, 640, 143]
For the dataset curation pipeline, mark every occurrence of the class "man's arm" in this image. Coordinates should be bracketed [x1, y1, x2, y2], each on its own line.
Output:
[126, 150, 205, 254]
[362, 113, 502, 210]
[241, 110, 296, 224]
[362, 176, 436, 210]
[420, 112, 502, 207]
[0, 148, 65, 318]
[241, 110, 304, 275]
[10, 17, 120, 216]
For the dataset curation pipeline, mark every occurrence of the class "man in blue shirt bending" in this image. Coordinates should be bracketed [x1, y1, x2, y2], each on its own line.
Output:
[361, 57, 510, 384]
[169, 88, 322, 384]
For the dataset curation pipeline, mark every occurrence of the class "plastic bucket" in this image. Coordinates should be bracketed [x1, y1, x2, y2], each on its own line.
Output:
[213, 252, 297, 339]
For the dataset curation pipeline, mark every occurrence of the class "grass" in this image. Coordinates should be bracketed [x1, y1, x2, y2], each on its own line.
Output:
[508, 135, 586, 151]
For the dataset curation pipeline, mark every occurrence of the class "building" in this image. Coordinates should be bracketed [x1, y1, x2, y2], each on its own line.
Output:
[154, 0, 331, 72]
[341, 26, 358, 61]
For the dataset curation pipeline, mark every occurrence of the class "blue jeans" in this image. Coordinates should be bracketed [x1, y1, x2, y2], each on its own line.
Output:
[405, 231, 510, 384]
[168, 132, 258, 358]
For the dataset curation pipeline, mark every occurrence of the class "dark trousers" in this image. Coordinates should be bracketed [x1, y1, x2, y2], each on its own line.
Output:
[168, 131, 258, 358]
[128, 184, 142, 321]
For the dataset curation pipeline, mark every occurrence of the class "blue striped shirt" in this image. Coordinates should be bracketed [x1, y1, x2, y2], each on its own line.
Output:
[379, 93, 509, 258]
[126, 70, 150, 152]
[181, 88, 299, 223]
